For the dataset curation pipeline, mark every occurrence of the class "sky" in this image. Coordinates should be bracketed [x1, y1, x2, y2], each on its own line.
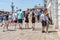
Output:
[0, 0, 44, 11]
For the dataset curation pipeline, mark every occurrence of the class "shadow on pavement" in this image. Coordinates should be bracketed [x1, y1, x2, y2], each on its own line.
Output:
[7, 29, 16, 31]
[20, 28, 32, 30]
[33, 28, 41, 31]
[48, 31, 57, 33]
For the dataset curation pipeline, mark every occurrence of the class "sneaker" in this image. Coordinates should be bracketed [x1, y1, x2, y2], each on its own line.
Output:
[46, 30, 48, 33]
[14, 28, 16, 30]
[3, 30, 5, 32]
[42, 31, 45, 33]
[19, 27, 22, 29]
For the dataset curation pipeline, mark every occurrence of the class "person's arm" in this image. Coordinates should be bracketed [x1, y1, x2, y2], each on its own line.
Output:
[29, 12, 32, 20]
[40, 17, 42, 22]
[40, 15, 43, 22]
[28, 14, 30, 19]
[16, 13, 18, 23]
[35, 14, 37, 21]
[22, 13, 24, 20]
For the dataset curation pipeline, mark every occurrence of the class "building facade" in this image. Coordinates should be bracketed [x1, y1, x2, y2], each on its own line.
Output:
[58, 0, 60, 29]
[45, 0, 58, 29]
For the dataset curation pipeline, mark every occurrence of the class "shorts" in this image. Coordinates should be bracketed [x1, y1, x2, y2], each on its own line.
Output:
[25, 19, 29, 23]
[32, 20, 35, 23]
[18, 19, 23, 23]
[41, 20, 47, 26]
[13, 20, 17, 23]
[32, 17, 35, 23]
[37, 16, 39, 20]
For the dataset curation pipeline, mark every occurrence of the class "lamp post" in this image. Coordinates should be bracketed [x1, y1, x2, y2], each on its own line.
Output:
[11, 0, 14, 14]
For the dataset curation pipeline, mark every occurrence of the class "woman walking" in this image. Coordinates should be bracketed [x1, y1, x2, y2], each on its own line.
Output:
[40, 10, 47, 33]
[25, 12, 29, 28]
[31, 12, 36, 30]
[12, 12, 17, 30]
[1, 12, 9, 32]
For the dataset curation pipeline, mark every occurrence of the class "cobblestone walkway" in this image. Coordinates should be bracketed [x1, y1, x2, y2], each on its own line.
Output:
[0, 22, 60, 40]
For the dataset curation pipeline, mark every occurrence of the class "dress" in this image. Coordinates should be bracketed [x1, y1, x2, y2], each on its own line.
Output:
[25, 14, 29, 23]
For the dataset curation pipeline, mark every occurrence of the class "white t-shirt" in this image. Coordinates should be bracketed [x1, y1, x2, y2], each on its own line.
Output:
[8, 15, 12, 20]
[40, 14, 49, 23]
[45, 16, 49, 24]
[12, 13, 17, 21]
[40, 14, 46, 21]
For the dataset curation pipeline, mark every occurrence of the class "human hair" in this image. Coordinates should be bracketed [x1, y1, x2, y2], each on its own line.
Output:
[32, 12, 35, 16]
[19, 9, 21, 11]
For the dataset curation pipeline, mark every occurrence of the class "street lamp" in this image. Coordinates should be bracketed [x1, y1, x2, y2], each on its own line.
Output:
[11, 0, 14, 14]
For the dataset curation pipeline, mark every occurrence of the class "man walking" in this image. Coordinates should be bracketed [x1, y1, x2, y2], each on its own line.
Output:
[17, 9, 23, 29]
[40, 10, 47, 33]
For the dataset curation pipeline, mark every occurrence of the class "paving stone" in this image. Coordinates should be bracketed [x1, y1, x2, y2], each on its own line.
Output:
[0, 22, 60, 40]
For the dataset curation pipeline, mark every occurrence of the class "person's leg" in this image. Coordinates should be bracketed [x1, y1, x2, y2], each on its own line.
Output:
[25, 22, 27, 28]
[3, 25, 5, 31]
[25, 21, 29, 28]
[9, 20, 11, 26]
[12, 21, 14, 25]
[38, 18, 39, 23]
[46, 24, 49, 32]
[20, 19, 23, 29]
[42, 26, 45, 32]
[19, 22, 22, 29]
[1, 23, 3, 27]
[3, 22, 6, 32]
[3, 24, 5, 29]
[41, 21, 46, 33]
[27, 23, 29, 28]
[14, 23, 16, 30]
[37, 16, 39, 23]
[6, 21, 9, 30]
[6, 24, 8, 30]
[13, 21, 16, 30]
[25, 23, 28, 28]
[19, 23, 21, 29]
[32, 23, 35, 30]
[19, 23, 22, 29]
[13, 21, 16, 29]
[18, 19, 21, 29]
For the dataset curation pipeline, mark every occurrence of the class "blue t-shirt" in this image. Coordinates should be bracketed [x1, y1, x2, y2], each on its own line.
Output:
[3, 15, 7, 21]
[37, 13, 41, 16]
[37, 13, 42, 18]
[17, 11, 23, 19]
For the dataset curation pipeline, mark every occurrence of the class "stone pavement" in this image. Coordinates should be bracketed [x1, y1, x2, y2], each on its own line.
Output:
[0, 22, 60, 40]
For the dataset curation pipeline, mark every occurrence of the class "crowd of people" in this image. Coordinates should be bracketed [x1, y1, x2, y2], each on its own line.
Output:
[0, 9, 51, 33]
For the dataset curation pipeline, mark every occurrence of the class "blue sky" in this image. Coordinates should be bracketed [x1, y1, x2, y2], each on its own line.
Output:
[0, 0, 44, 11]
